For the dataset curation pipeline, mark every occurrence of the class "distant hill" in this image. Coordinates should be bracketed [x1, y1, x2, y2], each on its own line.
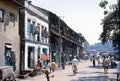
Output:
[90, 41, 115, 52]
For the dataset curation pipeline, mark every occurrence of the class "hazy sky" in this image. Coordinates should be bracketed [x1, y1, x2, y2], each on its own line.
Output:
[31, 0, 117, 45]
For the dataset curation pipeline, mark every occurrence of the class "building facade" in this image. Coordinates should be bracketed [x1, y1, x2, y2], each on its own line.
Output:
[19, 1, 49, 71]
[0, 0, 85, 76]
[0, 0, 23, 74]
[47, 11, 84, 65]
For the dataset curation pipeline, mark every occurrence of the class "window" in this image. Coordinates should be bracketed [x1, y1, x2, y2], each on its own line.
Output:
[10, 13, 15, 26]
[27, 19, 37, 40]
[41, 26, 47, 38]
[32, 21, 35, 33]
[4, 12, 16, 28]
[27, 19, 31, 33]
[36, 24, 40, 41]
[4, 43, 12, 66]
[4, 12, 10, 27]
[0, 9, 4, 22]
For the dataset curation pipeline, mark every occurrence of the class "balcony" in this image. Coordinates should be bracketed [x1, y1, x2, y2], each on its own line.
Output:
[40, 37, 48, 44]
[26, 33, 35, 41]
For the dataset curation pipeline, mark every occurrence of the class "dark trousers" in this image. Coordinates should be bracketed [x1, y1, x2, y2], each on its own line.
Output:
[62, 62, 65, 69]
[93, 60, 95, 67]
[117, 73, 120, 81]
[45, 70, 50, 81]
[104, 66, 108, 74]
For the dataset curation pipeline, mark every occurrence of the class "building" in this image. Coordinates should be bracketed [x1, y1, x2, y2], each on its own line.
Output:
[31, 8, 85, 65]
[47, 11, 84, 64]
[0, 0, 23, 75]
[19, 0, 49, 72]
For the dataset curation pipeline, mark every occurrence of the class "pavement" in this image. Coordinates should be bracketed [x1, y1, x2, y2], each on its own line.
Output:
[16, 60, 117, 81]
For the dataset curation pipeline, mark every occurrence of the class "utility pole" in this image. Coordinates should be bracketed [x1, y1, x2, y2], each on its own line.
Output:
[58, 16, 63, 68]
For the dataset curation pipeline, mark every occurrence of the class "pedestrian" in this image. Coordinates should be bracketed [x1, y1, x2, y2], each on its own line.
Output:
[38, 60, 42, 75]
[46, 60, 51, 73]
[102, 56, 109, 74]
[111, 57, 115, 68]
[42, 67, 50, 81]
[92, 56, 96, 67]
[61, 60, 65, 70]
[97, 56, 100, 65]
[61, 53, 66, 69]
[72, 56, 78, 72]
[117, 58, 120, 81]
[90, 57, 92, 62]
[36, 61, 40, 75]
[42, 60, 51, 81]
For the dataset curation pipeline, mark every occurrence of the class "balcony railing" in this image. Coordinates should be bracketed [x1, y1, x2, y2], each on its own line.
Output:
[26, 33, 35, 41]
[40, 37, 48, 44]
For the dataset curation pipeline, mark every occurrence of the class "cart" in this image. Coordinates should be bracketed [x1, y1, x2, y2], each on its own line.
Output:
[0, 66, 15, 81]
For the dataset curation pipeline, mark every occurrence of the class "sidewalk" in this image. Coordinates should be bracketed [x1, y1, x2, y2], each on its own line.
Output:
[16, 60, 117, 81]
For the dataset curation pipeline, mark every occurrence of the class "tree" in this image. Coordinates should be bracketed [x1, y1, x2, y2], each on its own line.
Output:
[99, 0, 120, 54]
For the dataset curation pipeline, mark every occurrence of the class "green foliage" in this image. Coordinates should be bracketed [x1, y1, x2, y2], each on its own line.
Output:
[99, 0, 120, 51]
[104, 10, 108, 15]
[99, 0, 108, 9]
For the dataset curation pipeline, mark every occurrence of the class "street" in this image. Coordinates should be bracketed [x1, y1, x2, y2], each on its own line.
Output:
[17, 60, 116, 81]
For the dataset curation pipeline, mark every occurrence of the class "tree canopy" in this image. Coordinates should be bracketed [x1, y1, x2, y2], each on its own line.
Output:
[99, 0, 120, 52]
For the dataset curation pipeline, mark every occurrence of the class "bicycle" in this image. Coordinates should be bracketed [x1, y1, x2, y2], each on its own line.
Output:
[73, 65, 77, 75]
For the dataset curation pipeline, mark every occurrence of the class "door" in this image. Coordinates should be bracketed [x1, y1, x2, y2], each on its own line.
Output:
[28, 47, 35, 68]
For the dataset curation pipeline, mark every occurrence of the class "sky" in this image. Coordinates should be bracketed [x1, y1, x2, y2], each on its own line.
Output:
[31, 0, 117, 45]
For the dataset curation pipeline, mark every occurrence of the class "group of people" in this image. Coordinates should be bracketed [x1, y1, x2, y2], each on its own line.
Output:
[36, 55, 120, 81]
[91, 55, 120, 81]
[39, 56, 79, 81]
[36, 60, 57, 81]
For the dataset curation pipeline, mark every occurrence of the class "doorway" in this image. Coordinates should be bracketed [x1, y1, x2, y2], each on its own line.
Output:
[28, 47, 35, 68]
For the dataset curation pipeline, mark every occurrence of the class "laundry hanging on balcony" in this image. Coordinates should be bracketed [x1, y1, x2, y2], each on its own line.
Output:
[42, 54, 49, 61]
[34, 25, 40, 34]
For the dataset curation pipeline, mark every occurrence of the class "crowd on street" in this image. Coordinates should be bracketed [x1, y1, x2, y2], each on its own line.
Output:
[90, 54, 120, 81]
[16, 55, 120, 81]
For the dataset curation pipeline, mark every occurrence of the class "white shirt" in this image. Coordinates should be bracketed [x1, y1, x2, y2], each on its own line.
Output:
[46, 63, 51, 72]
[72, 58, 78, 66]
[117, 61, 120, 73]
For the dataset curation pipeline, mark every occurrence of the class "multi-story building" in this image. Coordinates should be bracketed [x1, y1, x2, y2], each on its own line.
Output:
[30, 7, 85, 66]
[47, 11, 84, 64]
[0, 0, 23, 75]
[19, 0, 49, 71]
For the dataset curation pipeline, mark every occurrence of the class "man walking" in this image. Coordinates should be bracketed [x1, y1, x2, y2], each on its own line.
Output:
[92, 56, 96, 67]
[102, 56, 109, 74]
[72, 56, 78, 73]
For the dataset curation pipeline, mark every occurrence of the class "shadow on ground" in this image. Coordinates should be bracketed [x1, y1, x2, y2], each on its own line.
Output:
[87, 65, 103, 69]
[67, 71, 104, 77]
[67, 69, 116, 81]
[70, 75, 116, 81]
[76, 71, 103, 75]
